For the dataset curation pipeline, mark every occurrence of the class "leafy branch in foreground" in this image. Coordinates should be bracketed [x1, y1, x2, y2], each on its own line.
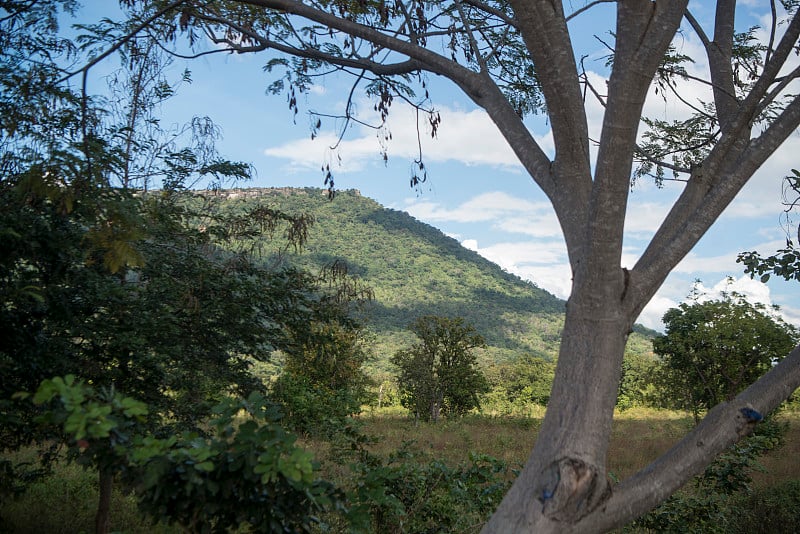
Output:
[27, 377, 342, 534]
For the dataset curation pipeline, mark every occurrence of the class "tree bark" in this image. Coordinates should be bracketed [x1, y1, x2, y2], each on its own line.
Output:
[95, 468, 113, 534]
[483, 279, 631, 532]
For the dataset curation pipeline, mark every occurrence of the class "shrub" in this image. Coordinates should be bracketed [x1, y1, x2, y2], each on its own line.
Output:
[728, 480, 800, 534]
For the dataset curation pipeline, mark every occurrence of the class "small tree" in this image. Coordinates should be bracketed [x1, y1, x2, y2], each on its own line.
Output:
[653, 291, 799, 422]
[392, 316, 489, 422]
[270, 263, 374, 435]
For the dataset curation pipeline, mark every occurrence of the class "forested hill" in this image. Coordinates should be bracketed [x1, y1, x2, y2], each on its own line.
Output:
[210, 187, 654, 367]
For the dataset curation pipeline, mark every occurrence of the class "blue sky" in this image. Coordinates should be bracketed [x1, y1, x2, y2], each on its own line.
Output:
[79, 1, 800, 330]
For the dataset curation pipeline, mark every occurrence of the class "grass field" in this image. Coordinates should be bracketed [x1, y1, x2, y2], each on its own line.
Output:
[2, 408, 798, 533]
[343, 407, 800, 484]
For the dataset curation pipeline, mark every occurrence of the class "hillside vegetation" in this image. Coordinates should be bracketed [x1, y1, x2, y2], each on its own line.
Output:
[205, 187, 656, 369]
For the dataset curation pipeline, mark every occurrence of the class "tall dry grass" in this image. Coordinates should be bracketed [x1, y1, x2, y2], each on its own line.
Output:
[348, 407, 800, 486]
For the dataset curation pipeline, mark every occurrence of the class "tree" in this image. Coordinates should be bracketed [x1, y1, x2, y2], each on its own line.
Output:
[392, 315, 489, 422]
[486, 355, 556, 408]
[616, 351, 657, 411]
[25, 0, 800, 530]
[653, 291, 798, 422]
[270, 261, 375, 434]
[0, 5, 320, 530]
[638, 292, 796, 531]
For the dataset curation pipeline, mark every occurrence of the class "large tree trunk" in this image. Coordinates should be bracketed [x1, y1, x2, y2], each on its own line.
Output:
[484, 278, 800, 532]
[483, 278, 632, 533]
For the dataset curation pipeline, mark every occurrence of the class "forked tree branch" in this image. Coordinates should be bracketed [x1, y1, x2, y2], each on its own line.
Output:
[589, 0, 689, 274]
[632, 9, 800, 304]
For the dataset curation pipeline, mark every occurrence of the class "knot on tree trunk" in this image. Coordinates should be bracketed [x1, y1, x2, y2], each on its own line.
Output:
[537, 457, 611, 523]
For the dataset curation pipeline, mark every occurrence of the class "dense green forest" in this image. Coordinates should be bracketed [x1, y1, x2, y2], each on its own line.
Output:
[202, 186, 657, 370]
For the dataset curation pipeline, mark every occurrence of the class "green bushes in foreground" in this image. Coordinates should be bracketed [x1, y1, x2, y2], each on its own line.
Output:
[3, 375, 516, 533]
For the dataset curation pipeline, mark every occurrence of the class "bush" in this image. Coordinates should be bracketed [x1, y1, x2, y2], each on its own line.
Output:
[335, 429, 514, 533]
[125, 393, 343, 534]
[728, 480, 800, 534]
[270, 373, 364, 436]
[26, 377, 343, 533]
[630, 418, 787, 533]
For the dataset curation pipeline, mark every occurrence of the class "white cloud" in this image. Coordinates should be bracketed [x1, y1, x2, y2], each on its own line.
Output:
[405, 191, 562, 237]
[459, 238, 572, 299]
[462, 239, 479, 251]
[406, 192, 540, 222]
[623, 200, 674, 238]
[263, 133, 383, 173]
[691, 276, 773, 307]
[636, 276, 775, 332]
[264, 103, 544, 173]
[638, 295, 679, 331]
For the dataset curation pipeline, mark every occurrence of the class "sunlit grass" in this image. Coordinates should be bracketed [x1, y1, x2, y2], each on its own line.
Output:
[349, 406, 800, 486]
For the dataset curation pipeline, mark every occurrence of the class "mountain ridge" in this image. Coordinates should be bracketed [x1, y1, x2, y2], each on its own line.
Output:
[208, 186, 655, 368]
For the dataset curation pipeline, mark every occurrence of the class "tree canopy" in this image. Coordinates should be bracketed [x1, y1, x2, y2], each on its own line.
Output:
[392, 315, 489, 421]
[653, 290, 799, 421]
[6, 0, 800, 531]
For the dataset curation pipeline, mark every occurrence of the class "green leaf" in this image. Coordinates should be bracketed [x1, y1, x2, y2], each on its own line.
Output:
[196, 461, 214, 472]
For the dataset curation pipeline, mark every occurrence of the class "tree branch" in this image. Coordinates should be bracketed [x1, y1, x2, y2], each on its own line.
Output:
[765, 0, 778, 67]
[708, 0, 739, 132]
[590, 0, 689, 279]
[683, 8, 710, 48]
[57, 0, 188, 85]
[589, 343, 800, 531]
[454, 0, 489, 74]
[757, 65, 800, 117]
[507, 0, 591, 264]
[200, 11, 425, 75]
[632, 9, 800, 307]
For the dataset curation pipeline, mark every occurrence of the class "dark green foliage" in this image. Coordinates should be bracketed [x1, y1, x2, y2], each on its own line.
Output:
[727, 479, 800, 534]
[616, 352, 657, 410]
[739, 243, 800, 283]
[271, 372, 368, 436]
[126, 393, 342, 534]
[269, 261, 374, 435]
[739, 169, 800, 283]
[484, 356, 556, 411]
[392, 316, 490, 421]
[340, 432, 514, 534]
[0, 184, 317, 438]
[652, 293, 798, 420]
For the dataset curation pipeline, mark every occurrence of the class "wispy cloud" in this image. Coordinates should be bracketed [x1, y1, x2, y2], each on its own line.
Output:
[404, 191, 562, 238]
[263, 103, 555, 173]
